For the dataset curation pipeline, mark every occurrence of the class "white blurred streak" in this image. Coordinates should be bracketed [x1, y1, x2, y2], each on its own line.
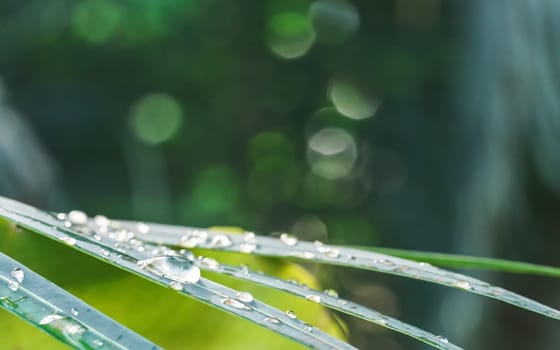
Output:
[0, 78, 60, 203]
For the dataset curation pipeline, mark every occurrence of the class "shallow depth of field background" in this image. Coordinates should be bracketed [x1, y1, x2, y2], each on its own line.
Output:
[1, 1, 560, 349]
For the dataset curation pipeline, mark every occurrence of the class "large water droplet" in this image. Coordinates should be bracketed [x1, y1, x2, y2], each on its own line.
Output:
[137, 256, 201, 284]
[236, 291, 254, 303]
[280, 233, 298, 246]
[68, 210, 88, 225]
[11, 268, 24, 283]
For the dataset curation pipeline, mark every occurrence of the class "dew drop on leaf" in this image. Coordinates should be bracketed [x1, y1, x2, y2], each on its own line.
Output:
[7, 281, 19, 292]
[68, 210, 88, 225]
[306, 295, 321, 303]
[236, 291, 254, 303]
[264, 317, 281, 324]
[280, 233, 298, 246]
[39, 314, 64, 325]
[137, 256, 201, 284]
[11, 268, 24, 283]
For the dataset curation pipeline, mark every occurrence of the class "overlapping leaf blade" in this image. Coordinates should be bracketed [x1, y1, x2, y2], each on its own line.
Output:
[0, 252, 161, 350]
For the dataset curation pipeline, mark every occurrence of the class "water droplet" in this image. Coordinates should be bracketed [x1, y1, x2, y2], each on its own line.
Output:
[243, 232, 257, 243]
[11, 268, 24, 283]
[236, 291, 254, 303]
[286, 310, 297, 319]
[60, 236, 77, 246]
[280, 233, 298, 246]
[91, 339, 104, 348]
[137, 222, 150, 234]
[240, 243, 257, 254]
[68, 210, 88, 225]
[100, 248, 110, 257]
[318, 246, 340, 258]
[7, 281, 19, 292]
[306, 295, 321, 303]
[137, 256, 201, 284]
[201, 257, 219, 269]
[222, 298, 250, 310]
[210, 234, 233, 248]
[324, 289, 338, 297]
[291, 251, 315, 259]
[93, 215, 110, 227]
[313, 240, 323, 247]
[454, 281, 472, 290]
[436, 335, 449, 344]
[169, 281, 184, 290]
[56, 213, 67, 220]
[264, 317, 281, 324]
[70, 308, 79, 316]
[303, 324, 313, 332]
[40, 314, 64, 325]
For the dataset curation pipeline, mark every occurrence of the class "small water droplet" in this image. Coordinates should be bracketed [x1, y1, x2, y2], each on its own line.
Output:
[243, 232, 257, 243]
[56, 213, 67, 220]
[236, 291, 254, 303]
[40, 314, 64, 325]
[324, 289, 338, 297]
[318, 246, 340, 258]
[264, 317, 281, 324]
[60, 236, 77, 246]
[100, 248, 110, 257]
[436, 335, 449, 344]
[93, 215, 110, 227]
[68, 210, 88, 225]
[137, 256, 201, 284]
[7, 281, 19, 292]
[240, 243, 257, 254]
[454, 281, 472, 290]
[280, 233, 298, 246]
[303, 324, 313, 332]
[169, 281, 184, 290]
[222, 298, 250, 310]
[11, 268, 24, 283]
[291, 251, 315, 259]
[210, 234, 233, 248]
[306, 295, 321, 303]
[313, 240, 323, 247]
[286, 310, 297, 319]
[201, 257, 219, 269]
[137, 222, 150, 234]
[91, 339, 104, 348]
[179, 234, 202, 248]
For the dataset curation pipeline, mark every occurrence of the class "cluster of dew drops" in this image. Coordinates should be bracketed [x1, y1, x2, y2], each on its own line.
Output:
[51, 210, 350, 333]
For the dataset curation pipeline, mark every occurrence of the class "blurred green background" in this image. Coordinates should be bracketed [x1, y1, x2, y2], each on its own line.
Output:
[1, 0, 560, 349]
